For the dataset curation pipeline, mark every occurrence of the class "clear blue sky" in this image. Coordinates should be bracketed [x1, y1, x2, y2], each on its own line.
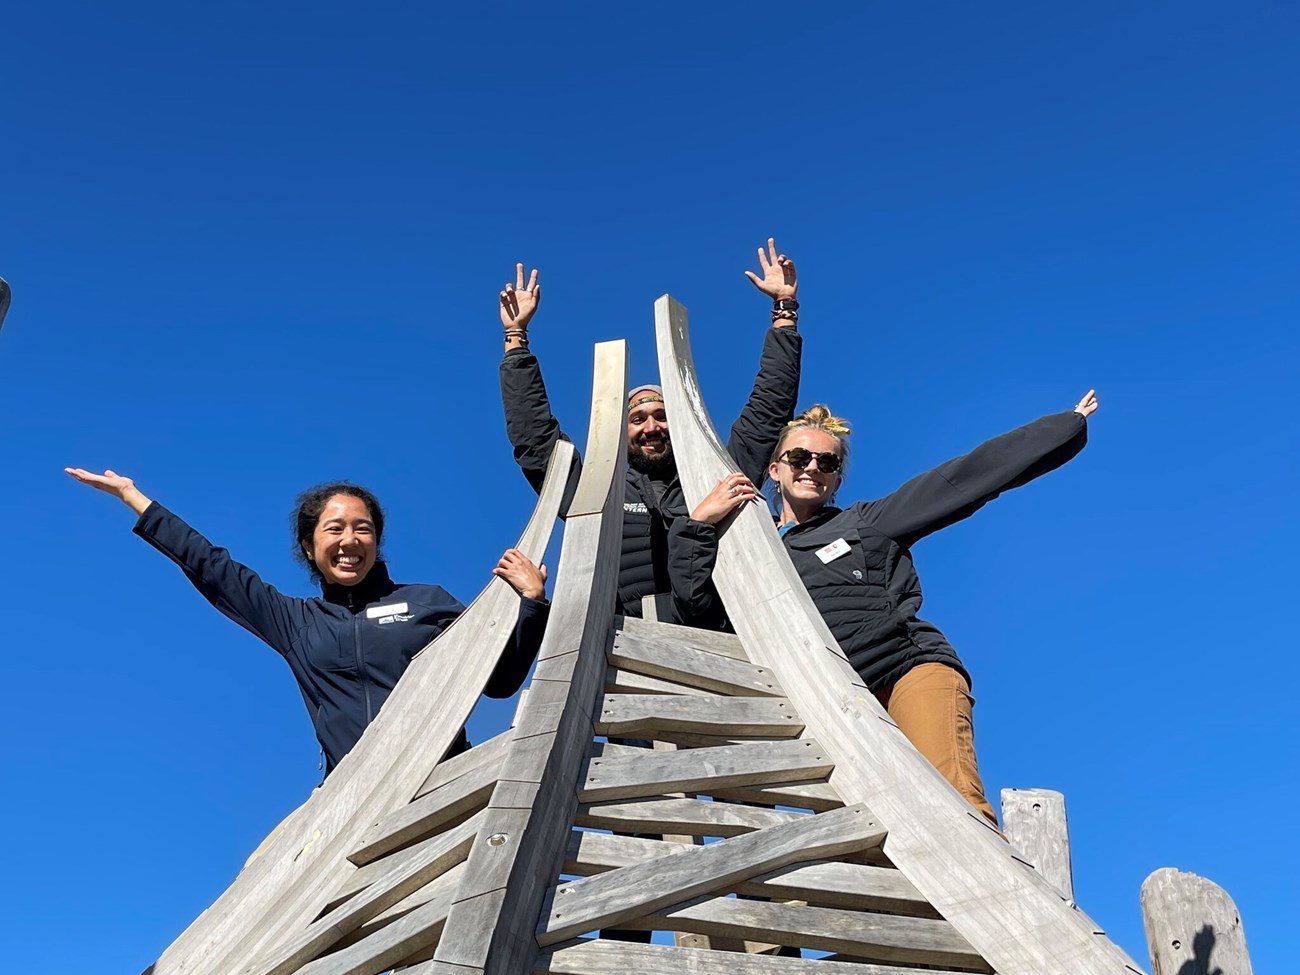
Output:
[2, 1, 1295, 970]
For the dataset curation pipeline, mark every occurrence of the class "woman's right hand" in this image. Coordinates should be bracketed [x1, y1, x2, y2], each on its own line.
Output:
[500, 263, 541, 334]
[691, 472, 760, 525]
[65, 468, 152, 515]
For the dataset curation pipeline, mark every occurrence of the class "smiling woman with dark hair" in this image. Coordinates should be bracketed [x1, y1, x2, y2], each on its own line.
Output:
[65, 467, 549, 775]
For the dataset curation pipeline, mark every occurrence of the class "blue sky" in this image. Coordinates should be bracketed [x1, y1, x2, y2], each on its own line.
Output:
[2, 1, 1295, 970]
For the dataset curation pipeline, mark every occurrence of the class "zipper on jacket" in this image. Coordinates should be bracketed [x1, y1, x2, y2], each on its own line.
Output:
[346, 589, 375, 725]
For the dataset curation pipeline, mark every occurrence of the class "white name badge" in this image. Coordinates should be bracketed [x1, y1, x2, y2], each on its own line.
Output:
[366, 602, 409, 619]
[816, 538, 851, 564]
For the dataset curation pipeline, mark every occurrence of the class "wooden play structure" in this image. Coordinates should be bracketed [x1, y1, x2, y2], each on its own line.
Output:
[140, 298, 1252, 975]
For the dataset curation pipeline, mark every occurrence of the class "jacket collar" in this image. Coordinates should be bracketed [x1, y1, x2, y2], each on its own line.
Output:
[778, 504, 845, 536]
[321, 560, 399, 611]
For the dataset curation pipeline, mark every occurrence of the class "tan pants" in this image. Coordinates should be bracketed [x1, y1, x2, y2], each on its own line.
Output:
[873, 662, 999, 828]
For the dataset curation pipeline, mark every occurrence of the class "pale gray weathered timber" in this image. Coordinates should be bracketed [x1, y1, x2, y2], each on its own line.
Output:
[350, 761, 497, 867]
[575, 796, 806, 837]
[327, 814, 482, 911]
[539, 803, 883, 944]
[604, 666, 714, 697]
[655, 293, 1146, 975]
[1142, 868, 1253, 975]
[432, 341, 627, 975]
[593, 694, 803, 738]
[537, 939, 975, 975]
[615, 614, 747, 660]
[579, 738, 833, 802]
[709, 779, 843, 812]
[291, 890, 453, 975]
[625, 895, 987, 971]
[608, 627, 781, 696]
[415, 732, 511, 800]
[1000, 787, 1073, 898]
[562, 831, 931, 916]
[149, 438, 575, 975]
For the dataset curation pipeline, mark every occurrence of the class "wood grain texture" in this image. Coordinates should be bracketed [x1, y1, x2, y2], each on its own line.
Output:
[575, 796, 806, 837]
[579, 739, 833, 802]
[328, 815, 482, 912]
[1000, 787, 1073, 899]
[593, 694, 802, 738]
[623, 896, 987, 971]
[604, 667, 714, 697]
[537, 940, 973, 975]
[608, 628, 781, 696]
[655, 294, 1146, 975]
[149, 440, 575, 975]
[539, 804, 883, 944]
[1141, 868, 1253, 975]
[350, 761, 496, 867]
[433, 341, 628, 975]
[615, 615, 747, 660]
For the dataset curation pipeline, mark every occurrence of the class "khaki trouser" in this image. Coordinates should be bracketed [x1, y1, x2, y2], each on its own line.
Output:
[873, 662, 999, 828]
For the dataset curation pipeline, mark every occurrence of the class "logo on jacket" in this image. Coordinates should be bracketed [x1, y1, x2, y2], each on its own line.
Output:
[624, 502, 649, 514]
[366, 602, 415, 624]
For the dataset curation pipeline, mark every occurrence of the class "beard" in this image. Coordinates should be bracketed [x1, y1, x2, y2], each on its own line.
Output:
[628, 439, 676, 477]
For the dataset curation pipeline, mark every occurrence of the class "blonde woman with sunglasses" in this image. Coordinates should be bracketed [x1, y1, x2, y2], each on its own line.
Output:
[668, 391, 1098, 826]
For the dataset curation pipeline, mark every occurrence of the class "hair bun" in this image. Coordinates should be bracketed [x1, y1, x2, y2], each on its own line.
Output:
[790, 404, 851, 436]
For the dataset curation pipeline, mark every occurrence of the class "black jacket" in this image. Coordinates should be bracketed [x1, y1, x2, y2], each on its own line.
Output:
[668, 411, 1088, 689]
[500, 325, 802, 622]
[134, 502, 548, 773]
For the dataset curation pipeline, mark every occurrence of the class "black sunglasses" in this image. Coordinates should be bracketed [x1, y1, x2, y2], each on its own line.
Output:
[779, 447, 842, 474]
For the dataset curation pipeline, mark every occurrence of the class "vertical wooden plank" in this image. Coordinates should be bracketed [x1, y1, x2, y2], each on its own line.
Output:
[1141, 868, 1253, 975]
[999, 788, 1073, 899]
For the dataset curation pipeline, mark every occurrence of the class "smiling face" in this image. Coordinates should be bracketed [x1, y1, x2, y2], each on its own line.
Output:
[769, 428, 844, 519]
[307, 494, 378, 587]
[627, 394, 674, 474]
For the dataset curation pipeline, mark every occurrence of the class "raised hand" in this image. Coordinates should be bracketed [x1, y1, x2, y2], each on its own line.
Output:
[744, 237, 797, 301]
[691, 472, 761, 525]
[500, 264, 541, 333]
[1073, 389, 1099, 418]
[494, 547, 548, 600]
[64, 467, 153, 514]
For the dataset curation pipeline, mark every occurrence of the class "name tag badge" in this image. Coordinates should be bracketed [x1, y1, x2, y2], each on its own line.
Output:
[366, 602, 409, 619]
[816, 538, 851, 564]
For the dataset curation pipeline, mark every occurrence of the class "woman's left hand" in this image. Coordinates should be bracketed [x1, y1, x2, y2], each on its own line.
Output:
[1073, 389, 1099, 418]
[494, 548, 548, 600]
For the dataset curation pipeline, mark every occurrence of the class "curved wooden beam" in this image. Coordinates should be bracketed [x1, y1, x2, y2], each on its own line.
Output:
[654, 294, 1144, 975]
[148, 437, 577, 975]
[0, 277, 11, 333]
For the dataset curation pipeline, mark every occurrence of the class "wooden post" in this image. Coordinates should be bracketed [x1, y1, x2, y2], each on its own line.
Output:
[1142, 868, 1252, 975]
[999, 788, 1072, 899]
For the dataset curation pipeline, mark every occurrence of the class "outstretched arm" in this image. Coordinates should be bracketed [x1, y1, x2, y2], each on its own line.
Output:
[858, 391, 1099, 547]
[666, 473, 761, 630]
[497, 264, 577, 494]
[65, 467, 302, 652]
[726, 237, 804, 484]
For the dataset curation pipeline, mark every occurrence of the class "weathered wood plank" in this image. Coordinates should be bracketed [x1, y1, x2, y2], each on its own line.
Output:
[415, 731, 511, 800]
[433, 341, 627, 975]
[292, 891, 454, 975]
[607, 633, 783, 697]
[614, 614, 747, 660]
[625, 896, 987, 971]
[540, 804, 882, 944]
[1000, 787, 1073, 899]
[1142, 868, 1253, 975]
[335, 862, 465, 949]
[563, 831, 931, 916]
[605, 667, 714, 697]
[709, 780, 843, 812]
[326, 815, 481, 912]
[580, 739, 833, 802]
[593, 694, 803, 738]
[576, 796, 805, 837]
[655, 293, 1145, 975]
[350, 762, 497, 867]
[148, 440, 575, 975]
[537, 939, 975, 975]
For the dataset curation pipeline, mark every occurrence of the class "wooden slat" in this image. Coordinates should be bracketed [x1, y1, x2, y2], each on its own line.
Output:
[709, 780, 843, 812]
[580, 739, 833, 802]
[562, 831, 932, 916]
[626, 896, 988, 971]
[537, 939, 975, 975]
[539, 804, 882, 945]
[1141, 868, 1253, 975]
[292, 892, 454, 975]
[615, 614, 747, 660]
[654, 293, 1145, 975]
[335, 861, 466, 948]
[576, 796, 805, 837]
[433, 341, 627, 975]
[415, 731, 511, 800]
[326, 814, 481, 912]
[607, 633, 783, 697]
[350, 761, 496, 866]
[149, 439, 576, 975]
[1000, 787, 1073, 899]
[593, 694, 803, 738]
[605, 667, 714, 697]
